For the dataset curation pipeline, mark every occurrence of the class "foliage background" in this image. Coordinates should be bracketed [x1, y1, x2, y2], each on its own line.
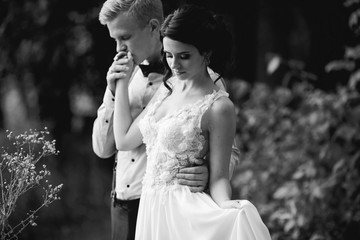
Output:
[0, 0, 359, 239]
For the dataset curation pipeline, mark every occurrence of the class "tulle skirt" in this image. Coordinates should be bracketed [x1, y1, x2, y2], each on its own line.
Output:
[135, 186, 272, 240]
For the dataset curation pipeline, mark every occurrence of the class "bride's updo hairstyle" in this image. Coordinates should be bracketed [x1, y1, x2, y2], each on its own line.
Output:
[160, 4, 233, 91]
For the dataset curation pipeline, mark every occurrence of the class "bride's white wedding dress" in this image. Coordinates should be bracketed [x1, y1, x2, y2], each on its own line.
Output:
[135, 83, 272, 240]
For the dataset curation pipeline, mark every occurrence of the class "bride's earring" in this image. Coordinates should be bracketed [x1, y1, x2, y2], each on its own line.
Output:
[204, 55, 211, 66]
[204, 51, 212, 66]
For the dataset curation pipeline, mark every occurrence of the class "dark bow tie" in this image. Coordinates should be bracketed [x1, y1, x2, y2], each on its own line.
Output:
[138, 62, 165, 77]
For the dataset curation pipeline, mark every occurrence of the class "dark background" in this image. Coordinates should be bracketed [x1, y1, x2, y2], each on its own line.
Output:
[0, 0, 358, 239]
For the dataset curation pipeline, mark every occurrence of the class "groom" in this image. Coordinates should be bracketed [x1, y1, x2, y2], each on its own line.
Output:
[92, 0, 240, 239]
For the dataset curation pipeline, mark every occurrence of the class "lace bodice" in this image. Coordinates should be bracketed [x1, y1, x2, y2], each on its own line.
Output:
[138, 84, 229, 191]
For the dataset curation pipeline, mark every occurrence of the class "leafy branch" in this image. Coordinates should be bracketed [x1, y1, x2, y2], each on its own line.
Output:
[0, 128, 63, 240]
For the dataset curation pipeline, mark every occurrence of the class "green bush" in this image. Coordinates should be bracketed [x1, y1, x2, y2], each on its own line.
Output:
[231, 79, 360, 240]
[230, 2, 360, 239]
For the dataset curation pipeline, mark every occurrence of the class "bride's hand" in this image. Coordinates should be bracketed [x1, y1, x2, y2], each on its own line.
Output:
[220, 200, 244, 209]
[118, 51, 134, 82]
[109, 51, 135, 87]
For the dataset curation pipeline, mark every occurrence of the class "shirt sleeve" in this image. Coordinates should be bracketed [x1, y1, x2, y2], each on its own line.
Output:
[92, 87, 117, 158]
[229, 138, 240, 180]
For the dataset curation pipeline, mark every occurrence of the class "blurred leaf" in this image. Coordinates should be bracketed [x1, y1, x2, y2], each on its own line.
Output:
[334, 124, 357, 141]
[310, 233, 326, 240]
[349, 9, 360, 34]
[285, 219, 296, 232]
[332, 158, 345, 173]
[345, 45, 360, 59]
[349, 69, 360, 90]
[325, 60, 355, 72]
[273, 182, 299, 199]
[270, 210, 293, 221]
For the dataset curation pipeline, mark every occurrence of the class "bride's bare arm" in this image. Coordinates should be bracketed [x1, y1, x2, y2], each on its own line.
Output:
[113, 52, 145, 151]
[207, 97, 236, 207]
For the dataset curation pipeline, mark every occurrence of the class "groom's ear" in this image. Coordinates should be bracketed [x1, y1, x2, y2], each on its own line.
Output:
[148, 19, 160, 32]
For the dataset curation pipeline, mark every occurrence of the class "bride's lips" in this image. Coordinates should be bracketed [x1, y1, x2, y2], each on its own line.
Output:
[173, 70, 184, 75]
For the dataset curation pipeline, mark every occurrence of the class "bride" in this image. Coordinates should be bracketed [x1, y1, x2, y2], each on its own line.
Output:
[112, 4, 272, 240]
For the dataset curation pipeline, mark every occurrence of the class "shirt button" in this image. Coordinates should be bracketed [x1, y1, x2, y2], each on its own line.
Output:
[112, 98, 114, 101]
[149, 82, 153, 86]
[105, 120, 109, 123]
[142, 106, 146, 109]
[131, 159, 135, 162]
[127, 185, 130, 188]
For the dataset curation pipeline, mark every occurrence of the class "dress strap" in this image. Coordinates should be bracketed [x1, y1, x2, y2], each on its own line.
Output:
[146, 83, 171, 116]
[196, 89, 229, 129]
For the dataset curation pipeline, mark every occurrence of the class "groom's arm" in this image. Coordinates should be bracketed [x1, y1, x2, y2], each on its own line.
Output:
[176, 158, 209, 192]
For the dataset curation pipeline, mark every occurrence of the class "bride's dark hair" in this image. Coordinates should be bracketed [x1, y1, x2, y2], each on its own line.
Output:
[160, 4, 233, 92]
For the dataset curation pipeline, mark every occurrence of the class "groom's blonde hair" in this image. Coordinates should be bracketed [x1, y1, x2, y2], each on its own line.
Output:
[99, 0, 164, 27]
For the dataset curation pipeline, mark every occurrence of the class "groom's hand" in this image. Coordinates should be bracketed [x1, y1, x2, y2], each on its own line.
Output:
[177, 158, 209, 192]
